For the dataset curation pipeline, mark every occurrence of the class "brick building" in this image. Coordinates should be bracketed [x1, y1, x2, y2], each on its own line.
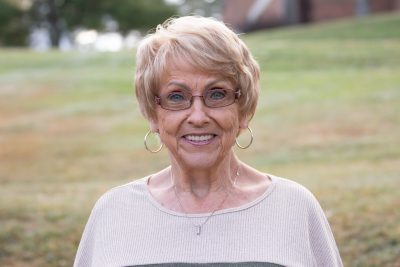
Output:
[223, 0, 400, 32]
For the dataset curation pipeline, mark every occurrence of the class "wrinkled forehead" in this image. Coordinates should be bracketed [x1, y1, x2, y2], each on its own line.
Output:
[155, 52, 237, 92]
[161, 61, 236, 95]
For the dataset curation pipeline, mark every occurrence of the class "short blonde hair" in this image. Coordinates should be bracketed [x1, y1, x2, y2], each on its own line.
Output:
[135, 16, 260, 121]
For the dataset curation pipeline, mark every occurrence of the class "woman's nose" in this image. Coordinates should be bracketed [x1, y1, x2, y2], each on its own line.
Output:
[187, 97, 210, 126]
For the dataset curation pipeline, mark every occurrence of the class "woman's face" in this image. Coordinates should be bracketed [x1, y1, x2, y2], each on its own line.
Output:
[150, 61, 248, 170]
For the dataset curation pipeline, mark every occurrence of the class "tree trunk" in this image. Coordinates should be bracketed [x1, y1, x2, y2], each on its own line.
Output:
[46, 0, 62, 47]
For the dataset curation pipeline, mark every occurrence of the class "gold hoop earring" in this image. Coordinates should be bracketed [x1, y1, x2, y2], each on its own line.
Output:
[235, 126, 253, 149]
[144, 130, 163, 153]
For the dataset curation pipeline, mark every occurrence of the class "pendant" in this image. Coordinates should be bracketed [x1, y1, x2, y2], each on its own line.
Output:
[195, 225, 202, 235]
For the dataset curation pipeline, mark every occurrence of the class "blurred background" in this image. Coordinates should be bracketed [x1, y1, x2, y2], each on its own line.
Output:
[0, 0, 399, 266]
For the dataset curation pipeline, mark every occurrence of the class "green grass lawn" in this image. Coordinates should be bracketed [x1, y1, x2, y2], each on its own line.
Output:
[1, 12, 399, 266]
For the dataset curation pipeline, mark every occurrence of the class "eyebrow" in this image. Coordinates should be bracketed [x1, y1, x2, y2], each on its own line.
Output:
[166, 79, 227, 91]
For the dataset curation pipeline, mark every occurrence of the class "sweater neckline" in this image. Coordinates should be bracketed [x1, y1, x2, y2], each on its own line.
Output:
[140, 173, 278, 218]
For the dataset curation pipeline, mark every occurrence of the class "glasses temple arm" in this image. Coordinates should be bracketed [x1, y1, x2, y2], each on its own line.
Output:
[235, 90, 241, 99]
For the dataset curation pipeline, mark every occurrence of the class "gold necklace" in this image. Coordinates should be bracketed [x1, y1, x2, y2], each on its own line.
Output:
[171, 166, 240, 236]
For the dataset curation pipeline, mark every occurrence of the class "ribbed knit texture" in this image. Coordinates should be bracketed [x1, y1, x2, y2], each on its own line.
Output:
[74, 175, 343, 267]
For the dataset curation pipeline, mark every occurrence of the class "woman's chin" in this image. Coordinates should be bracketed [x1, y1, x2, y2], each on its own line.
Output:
[173, 151, 224, 170]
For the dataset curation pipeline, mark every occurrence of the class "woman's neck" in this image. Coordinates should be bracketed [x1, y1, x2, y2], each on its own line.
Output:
[146, 155, 271, 214]
[170, 155, 240, 199]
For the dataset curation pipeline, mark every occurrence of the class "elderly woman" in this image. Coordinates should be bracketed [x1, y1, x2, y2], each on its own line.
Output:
[74, 16, 343, 267]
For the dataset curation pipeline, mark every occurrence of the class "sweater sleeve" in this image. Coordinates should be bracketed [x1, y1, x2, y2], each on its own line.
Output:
[307, 194, 343, 267]
[73, 198, 101, 267]
[73, 193, 108, 267]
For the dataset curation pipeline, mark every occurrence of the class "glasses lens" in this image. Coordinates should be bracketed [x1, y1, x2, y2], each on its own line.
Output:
[204, 88, 235, 108]
[160, 90, 191, 110]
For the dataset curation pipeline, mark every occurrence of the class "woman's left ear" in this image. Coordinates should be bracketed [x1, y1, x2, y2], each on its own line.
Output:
[239, 114, 250, 130]
[149, 118, 159, 133]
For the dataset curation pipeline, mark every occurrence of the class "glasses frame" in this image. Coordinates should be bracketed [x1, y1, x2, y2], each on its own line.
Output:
[154, 88, 241, 111]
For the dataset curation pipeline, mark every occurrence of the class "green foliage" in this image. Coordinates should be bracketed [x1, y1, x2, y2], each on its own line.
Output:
[0, 12, 399, 267]
[60, 0, 177, 33]
[0, 0, 29, 46]
[101, 0, 178, 33]
[1, 0, 177, 47]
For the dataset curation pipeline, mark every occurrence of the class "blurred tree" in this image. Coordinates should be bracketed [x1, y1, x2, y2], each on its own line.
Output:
[29, 0, 178, 47]
[0, 0, 177, 47]
[101, 0, 178, 33]
[178, 0, 222, 18]
[61, 0, 177, 33]
[29, 0, 65, 48]
[0, 0, 29, 46]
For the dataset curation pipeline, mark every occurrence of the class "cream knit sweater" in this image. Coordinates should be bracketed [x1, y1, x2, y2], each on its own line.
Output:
[74, 175, 343, 267]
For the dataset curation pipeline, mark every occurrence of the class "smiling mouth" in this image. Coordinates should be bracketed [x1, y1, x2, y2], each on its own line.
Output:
[183, 134, 216, 144]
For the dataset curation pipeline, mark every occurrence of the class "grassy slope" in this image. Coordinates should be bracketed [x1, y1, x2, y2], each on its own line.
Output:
[0, 12, 399, 266]
[245, 13, 400, 266]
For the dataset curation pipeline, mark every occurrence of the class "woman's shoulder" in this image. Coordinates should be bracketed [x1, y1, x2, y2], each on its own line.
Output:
[268, 174, 322, 208]
[91, 176, 149, 213]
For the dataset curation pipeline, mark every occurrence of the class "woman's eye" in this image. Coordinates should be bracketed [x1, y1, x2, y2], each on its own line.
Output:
[209, 89, 226, 100]
[167, 92, 186, 102]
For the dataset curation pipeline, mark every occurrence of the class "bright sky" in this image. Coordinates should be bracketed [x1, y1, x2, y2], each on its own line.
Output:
[164, 0, 184, 5]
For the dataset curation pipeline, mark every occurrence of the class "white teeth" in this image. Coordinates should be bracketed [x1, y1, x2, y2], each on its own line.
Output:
[185, 134, 214, 142]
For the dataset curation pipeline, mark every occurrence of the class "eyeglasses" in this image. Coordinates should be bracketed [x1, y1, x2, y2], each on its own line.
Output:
[155, 88, 241, 111]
